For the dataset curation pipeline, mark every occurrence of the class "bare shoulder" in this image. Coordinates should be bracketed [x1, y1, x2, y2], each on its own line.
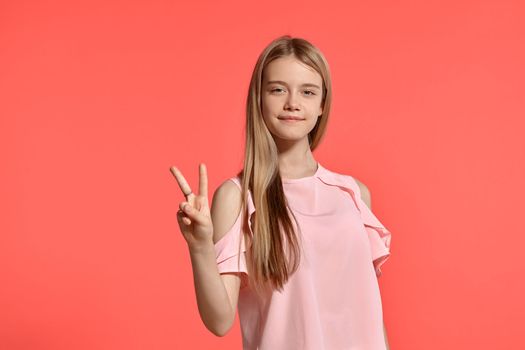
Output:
[353, 177, 371, 209]
[210, 179, 243, 244]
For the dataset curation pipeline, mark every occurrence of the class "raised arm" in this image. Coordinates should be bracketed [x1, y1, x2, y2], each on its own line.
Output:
[170, 164, 241, 337]
[208, 179, 246, 334]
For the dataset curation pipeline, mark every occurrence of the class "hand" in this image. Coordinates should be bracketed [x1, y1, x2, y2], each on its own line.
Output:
[170, 163, 214, 250]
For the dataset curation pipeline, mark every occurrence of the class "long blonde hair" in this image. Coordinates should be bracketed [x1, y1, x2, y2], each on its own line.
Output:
[237, 35, 332, 297]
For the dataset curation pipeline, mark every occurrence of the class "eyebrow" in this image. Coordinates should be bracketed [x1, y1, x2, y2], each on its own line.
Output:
[266, 80, 322, 90]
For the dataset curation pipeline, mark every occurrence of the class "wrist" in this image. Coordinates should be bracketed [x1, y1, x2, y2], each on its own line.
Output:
[188, 239, 215, 255]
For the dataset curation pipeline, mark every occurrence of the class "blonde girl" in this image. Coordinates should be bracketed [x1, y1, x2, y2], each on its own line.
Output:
[170, 35, 392, 350]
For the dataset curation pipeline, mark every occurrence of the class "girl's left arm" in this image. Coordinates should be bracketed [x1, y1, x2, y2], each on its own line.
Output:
[384, 320, 390, 350]
[355, 178, 390, 350]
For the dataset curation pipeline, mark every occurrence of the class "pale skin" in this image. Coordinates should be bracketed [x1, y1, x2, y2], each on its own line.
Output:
[170, 55, 390, 347]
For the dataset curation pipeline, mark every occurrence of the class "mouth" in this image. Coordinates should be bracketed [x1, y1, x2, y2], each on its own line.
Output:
[278, 116, 305, 121]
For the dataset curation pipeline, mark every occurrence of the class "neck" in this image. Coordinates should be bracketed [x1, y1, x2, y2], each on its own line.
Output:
[274, 137, 317, 178]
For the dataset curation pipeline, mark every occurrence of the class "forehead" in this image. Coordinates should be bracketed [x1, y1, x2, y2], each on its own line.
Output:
[263, 56, 322, 85]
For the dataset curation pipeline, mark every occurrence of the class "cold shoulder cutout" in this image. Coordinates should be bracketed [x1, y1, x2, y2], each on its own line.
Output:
[213, 177, 254, 287]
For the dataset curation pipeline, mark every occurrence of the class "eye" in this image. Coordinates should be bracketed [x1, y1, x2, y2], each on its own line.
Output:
[270, 88, 284, 93]
[303, 90, 316, 96]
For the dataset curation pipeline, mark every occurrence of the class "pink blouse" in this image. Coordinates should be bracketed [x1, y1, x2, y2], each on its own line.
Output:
[213, 162, 392, 350]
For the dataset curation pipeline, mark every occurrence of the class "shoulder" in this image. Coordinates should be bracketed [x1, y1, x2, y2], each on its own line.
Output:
[210, 178, 243, 244]
[353, 177, 371, 209]
[213, 177, 241, 200]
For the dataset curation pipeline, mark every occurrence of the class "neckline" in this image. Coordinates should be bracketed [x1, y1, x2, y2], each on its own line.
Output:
[281, 162, 322, 184]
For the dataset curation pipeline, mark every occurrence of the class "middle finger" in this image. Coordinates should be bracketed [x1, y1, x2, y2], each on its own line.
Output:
[199, 163, 208, 199]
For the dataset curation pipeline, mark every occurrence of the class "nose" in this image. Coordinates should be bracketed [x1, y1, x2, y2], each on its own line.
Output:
[284, 92, 300, 111]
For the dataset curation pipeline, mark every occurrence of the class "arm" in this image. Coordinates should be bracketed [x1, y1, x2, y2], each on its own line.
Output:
[354, 178, 390, 350]
[384, 320, 390, 350]
[189, 243, 236, 337]
[189, 180, 244, 337]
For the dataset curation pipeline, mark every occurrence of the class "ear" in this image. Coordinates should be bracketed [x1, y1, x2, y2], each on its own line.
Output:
[318, 105, 323, 117]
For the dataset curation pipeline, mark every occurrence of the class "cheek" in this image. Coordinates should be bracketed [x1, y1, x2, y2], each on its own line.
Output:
[261, 103, 270, 121]
[261, 98, 278, 119]
[260, 101, 273, 125]
[308, 98, 322, 110]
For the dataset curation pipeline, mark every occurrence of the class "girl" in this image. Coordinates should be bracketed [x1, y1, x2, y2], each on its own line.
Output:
[170, 35, 392, 350]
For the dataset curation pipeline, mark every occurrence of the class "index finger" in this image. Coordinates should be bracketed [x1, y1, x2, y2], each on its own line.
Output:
[170, 166, 193, 198]
[199, 163, 208, 199]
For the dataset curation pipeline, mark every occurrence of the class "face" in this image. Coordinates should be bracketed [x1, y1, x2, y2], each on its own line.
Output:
[261, 56, 324, 145]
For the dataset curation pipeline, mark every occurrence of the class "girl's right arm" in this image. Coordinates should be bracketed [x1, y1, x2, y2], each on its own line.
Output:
[170, 164, 242, 337]
[188, 180, 243, 336]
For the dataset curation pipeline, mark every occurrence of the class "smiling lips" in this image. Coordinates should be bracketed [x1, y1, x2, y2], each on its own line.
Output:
[278, 115, 305, 121]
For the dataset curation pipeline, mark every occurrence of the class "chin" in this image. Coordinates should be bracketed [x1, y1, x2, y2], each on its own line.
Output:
[272, 133, 309, 142]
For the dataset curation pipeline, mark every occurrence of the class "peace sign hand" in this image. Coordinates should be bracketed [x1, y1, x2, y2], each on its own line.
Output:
[170, 163, 214, 251]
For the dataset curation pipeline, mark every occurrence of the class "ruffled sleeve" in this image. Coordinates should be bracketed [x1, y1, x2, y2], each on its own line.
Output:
[325, 174, 391, 277]
[316, 167, 392, 278]
[213, 177, 255, 280]
[318, 167, 391, 277]
[347, 176, 392, 278]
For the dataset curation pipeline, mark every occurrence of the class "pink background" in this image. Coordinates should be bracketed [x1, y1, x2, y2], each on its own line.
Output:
[1, 0, 524, 349]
